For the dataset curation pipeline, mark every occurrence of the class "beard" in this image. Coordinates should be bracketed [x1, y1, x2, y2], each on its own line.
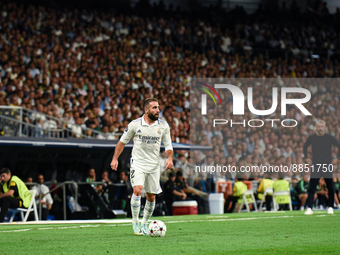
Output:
[317, 129, 324, 135]
[148, 112, 159, 121]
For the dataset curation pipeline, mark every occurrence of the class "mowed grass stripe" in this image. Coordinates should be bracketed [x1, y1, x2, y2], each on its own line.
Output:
[0, 212, 339, 255]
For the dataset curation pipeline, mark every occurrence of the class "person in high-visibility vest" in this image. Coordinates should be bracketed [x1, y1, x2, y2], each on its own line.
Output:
[256, 173, 274, 211]
[0, 167, 31, 222]
[224, 177, 252, 213]
[273, 174, 290, 210]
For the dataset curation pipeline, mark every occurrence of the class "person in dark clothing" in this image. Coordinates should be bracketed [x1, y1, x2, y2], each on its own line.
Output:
[115, 171, 133, 217]
[175, 171, 200, 198]
[164, 171, 186, 215]
[334, 177, 340, 208]
[316, 177, 328, 209]
[292, 173, 310, 210]
[175, 170, 203, 213]
[303, 120, 340, 215]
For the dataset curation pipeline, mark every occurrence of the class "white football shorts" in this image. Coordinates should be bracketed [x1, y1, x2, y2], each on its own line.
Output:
[130, 165, 162, 194]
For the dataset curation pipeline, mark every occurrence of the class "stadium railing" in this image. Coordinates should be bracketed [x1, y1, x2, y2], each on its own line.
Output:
[24, 181, 78, 221]
[0, 106, 122, 140]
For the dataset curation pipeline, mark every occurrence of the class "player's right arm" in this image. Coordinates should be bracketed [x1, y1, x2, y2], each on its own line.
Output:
[110, 121, 136, 171]
[110, 141, 126, 171]
[162, 122, 174, 170]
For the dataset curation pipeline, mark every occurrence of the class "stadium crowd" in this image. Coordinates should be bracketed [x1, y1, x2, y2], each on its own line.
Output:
[1, 1, 340, 215]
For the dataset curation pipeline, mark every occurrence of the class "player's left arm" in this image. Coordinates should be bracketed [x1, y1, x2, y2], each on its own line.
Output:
[162, 122, 173, 170]
[165, 150, 173, 170]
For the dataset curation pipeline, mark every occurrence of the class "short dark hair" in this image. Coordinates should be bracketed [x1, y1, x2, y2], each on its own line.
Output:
[278, 173, 285, 179]
[0, 167, 11, 175]
[36, 173, 44, 179]
[143, 98, 158, 110]
[175, 170, 183, 177]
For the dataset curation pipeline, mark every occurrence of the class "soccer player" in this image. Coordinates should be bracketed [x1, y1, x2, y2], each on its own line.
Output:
[303, 120, 340, 215]
[0, 168, 32, 222]
[110, 98, 173, 235]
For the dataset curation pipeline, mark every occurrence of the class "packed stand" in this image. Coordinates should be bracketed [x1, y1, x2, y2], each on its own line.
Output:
[0, 1, 340, 212]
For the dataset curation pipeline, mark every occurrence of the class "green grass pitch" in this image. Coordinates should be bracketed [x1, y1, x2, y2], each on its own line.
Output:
[1, 211, 340, 255]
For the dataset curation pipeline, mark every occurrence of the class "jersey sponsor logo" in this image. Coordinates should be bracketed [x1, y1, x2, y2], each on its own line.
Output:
[124, 126, 128, 132]
[137, 129, 142, 133]
[138, 135, 160, 144]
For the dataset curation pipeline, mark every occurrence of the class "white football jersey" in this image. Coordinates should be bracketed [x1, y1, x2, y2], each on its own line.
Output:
[120, 115, 173, 173]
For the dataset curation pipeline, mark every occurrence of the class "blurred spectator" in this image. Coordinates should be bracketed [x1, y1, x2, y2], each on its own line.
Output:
[334, 177, 340, 209]
[115, 171, 133, 216]
[164, 171, 186, 215]
[273, 174, 290, 210]
[101, 170, 113, 203]
[175, 170, 200, 197]
[316, 177, 329, 209]
[116, 171, 133, 198]
[256, 173, 274, 211]
[225, 177, 253, 213]
[32, 174, 53, 220]
[25, 176, 34, 190]
[292, 173, 310, 210]
[86, 168, 103, 194]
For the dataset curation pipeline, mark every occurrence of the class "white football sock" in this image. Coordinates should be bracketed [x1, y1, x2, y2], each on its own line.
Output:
[131, 194, 141, 224]
[141, 200, 155, 224]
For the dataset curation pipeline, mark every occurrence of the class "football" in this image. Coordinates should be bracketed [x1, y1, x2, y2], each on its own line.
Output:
[148, 220, 167, 237]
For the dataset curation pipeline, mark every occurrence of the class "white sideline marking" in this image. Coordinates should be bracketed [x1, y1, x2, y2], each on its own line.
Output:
[0, 224, 103, 233]
[0, 214, 335, 233]
[80, 224, 100, 228]
[0, 219, 132, 225]
[106, 224, 131, 227]
[206, 216, 229, 218]
[166, 215, 303, 224]
[264, 211, 286, 213]
[0, 229, 30, 233]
